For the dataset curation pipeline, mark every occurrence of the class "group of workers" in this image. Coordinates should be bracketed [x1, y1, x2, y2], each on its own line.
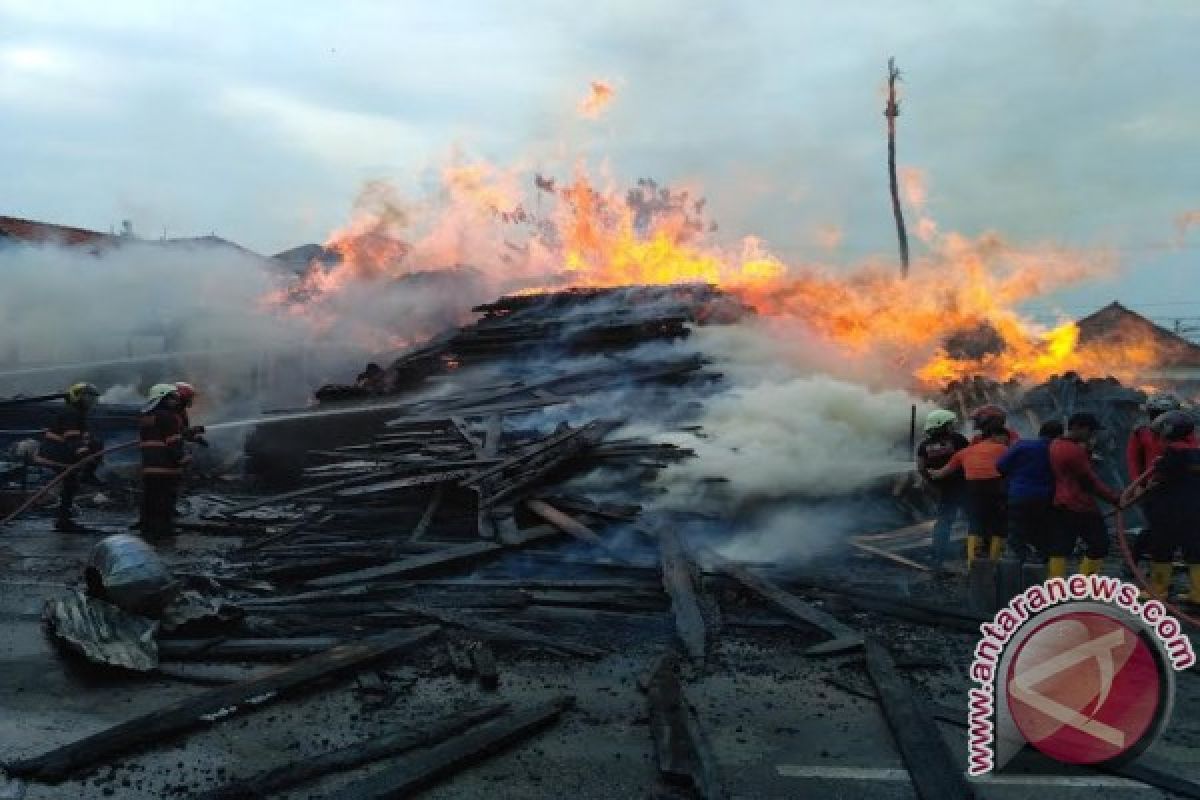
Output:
[917, 393, 1200, 602]
[35, 380, 205, 538]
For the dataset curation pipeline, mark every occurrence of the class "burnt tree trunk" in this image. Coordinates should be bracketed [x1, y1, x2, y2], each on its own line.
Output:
[886, 57, 910, 278]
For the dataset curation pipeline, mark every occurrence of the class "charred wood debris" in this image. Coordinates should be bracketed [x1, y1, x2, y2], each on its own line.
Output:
[7, 285, 1195, 799]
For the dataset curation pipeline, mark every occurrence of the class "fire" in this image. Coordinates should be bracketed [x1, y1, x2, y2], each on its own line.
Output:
[275, 150, 1175, 390]
[578, 80, 616, 119]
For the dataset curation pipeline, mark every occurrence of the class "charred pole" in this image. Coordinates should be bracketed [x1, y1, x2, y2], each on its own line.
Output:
[885, 57, 910, 278]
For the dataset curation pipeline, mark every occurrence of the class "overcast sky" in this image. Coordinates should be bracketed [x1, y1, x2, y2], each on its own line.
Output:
[3, 1, 1199, 323]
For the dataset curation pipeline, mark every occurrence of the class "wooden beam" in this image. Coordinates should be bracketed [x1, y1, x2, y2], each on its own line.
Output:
[700, 548, 862, 655]
[644, 652, 727, 799]
[335, 468, 477, 499]
[525, 500, 630, 562]
[850, 540, 933, 572]
[408, 484, 445, 543]
[6, 626, 439, 783]
[325, 698, 572, 799]
[657, 528, 707, 662]
[305, 542, 503, 589]
[198, 703, 510, 800]
[483, 413, 503, 458]
[389, 603, 605, 660]
[864, 640, 974, 800]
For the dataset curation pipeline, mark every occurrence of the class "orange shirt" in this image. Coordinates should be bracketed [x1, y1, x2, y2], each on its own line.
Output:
[944, 440, 1009, 480]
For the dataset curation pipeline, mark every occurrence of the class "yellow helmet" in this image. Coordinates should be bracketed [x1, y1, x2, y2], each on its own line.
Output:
[66, 382, 100, 407]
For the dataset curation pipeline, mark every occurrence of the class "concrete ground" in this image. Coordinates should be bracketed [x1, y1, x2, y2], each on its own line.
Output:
[0, 510, 1196, 799]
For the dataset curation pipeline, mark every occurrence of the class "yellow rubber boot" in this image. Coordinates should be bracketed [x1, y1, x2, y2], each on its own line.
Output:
[1181, 565, 1200, 604]
[1142, 562, 1174, 601]
[1079, 556, 1104, 576]
[1046, 556, 1067, 579]
[988, 536, 1006, 561]
[966, 535, 980, 569]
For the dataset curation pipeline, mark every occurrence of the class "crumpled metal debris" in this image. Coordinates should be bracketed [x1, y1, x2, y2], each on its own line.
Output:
[87, 534, 176, 615]
[44, 590, 158, 672]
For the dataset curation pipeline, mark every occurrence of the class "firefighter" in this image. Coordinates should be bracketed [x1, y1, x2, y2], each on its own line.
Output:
[916, 409, 969, 570]
[930, 417, 1012, 567]
[1123, 410, 1200, 602]
[174, 382, 208, 446]
[997, 420, 1063, 561]
[1047, 412, 1122, 578]
[969, 404, 1020, 446]
[139, 383, 189, 539]
[34, 382, 102, 532]
[1126, 393, 1191, 560]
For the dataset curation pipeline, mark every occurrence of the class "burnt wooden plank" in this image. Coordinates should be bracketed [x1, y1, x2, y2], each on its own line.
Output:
[445, 641, 474, 679]
[327, 698, 572, 800]
[389, 603, 605, 659]
[158, 637, 341, 661]
[525, 499, 606, 548]
[482, 413, 503, 458]
[199, 703, 509, 800]
[221, 472, 392, 516]
[6, 626, 440, 782]
[408, 484, 445, 543]
[864, 640, 974, 800]
[644, 652, 727, 799]
[701, 548, 862, 655]
[305, 542, 503, 589]
[335, 468, 477, 499]
[658, 528, 707, 662]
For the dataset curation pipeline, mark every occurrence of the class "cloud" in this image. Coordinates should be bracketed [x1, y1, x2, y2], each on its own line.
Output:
[215, 86, 432, 170]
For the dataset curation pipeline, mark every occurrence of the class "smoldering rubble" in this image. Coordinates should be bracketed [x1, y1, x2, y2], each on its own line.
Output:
[0, 283, 1198, 800]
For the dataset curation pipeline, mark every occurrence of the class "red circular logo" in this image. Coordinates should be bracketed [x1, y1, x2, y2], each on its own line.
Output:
[1005, 611, 1163, 765]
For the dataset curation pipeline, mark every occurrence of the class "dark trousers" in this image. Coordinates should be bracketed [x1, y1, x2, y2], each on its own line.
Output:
[55, 469, 78, 522]
[142, 474, 179, 538]
[1008, 496, 1052, 560]
[1148, 513, 1200, 563]
[1049, 508, 1109, 559]
[966, 479, 1007, 541]
[931, 486, 964, 565]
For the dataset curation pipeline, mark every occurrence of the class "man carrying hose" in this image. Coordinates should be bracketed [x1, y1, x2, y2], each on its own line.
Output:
[34, 382, 102, 533]
[139, 384, 190, 539]
[1123, 410, 1200, 603]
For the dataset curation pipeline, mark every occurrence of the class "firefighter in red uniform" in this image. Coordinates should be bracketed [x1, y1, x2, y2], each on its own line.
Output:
[1126, 393, 1193, 560]
[1123, 410, 1200, 602]
[35, 382, 102, 532]
[1047, 412, 1122, 578]
[969, 404, 1020, 446]
[173, 382, 207, 446]
[139, 384, 189, 539]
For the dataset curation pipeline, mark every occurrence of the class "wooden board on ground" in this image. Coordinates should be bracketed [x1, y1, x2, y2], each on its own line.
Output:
[305, 542, 503, 589]
[863, 640, 974, 800]
[389, 603, 605, 660]
[657, 528, 707, 662]
[6, 626, 440, 783]
[644, 652, 727, 799]
[198, 703, 509, 800]
[325, 698, 572, 800]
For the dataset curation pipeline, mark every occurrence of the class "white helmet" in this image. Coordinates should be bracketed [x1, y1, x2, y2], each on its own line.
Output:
[142, 383, 179, 412]
[924, 409, 957, 433]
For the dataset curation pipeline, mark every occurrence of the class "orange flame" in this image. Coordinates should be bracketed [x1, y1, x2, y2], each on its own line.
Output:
[275, 155, 1178, 390]
[578, 80, 616, 119]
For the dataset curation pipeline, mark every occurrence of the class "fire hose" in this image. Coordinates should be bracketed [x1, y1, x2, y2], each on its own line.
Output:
[1111, 467, 1200, 629]
[0, 440, 139, 528]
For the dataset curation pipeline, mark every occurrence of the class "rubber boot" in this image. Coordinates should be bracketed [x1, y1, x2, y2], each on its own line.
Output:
[988, 536, 1006, 561]
[1046, 556, 1067, 579]
[1182, 565, 1200, 605]
[1079, 556, 1104, 576]
[966, 534, 980, 569]
[1142, 562, 1174, 601]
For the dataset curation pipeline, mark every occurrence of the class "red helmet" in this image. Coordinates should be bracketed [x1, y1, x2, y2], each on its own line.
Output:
[970, 404, 1007, 428]
[175, 382, 196, 405]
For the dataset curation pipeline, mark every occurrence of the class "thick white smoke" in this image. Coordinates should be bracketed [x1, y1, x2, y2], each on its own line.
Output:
[642, 320, 934, 565]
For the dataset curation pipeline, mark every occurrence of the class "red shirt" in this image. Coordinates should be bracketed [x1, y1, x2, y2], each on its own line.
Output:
[972, 428, 1020, 446]
[943, 440, 1008, 480]
[1127, 425, 1197, 481]
[1049, 438, 1120, 513]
